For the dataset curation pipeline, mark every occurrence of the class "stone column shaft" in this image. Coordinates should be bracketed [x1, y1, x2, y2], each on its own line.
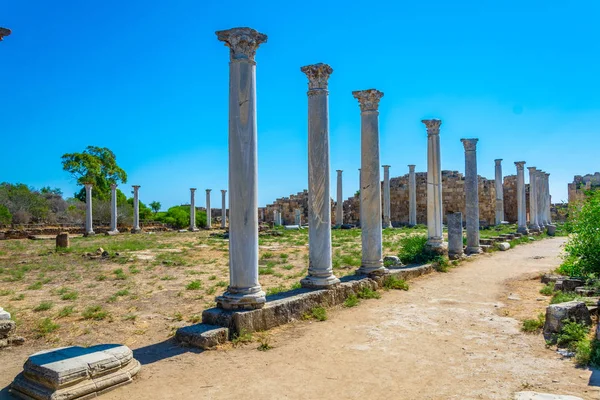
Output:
[189, 188, 198, 231]
[447, 212, 464, 260]
[408, 165, 417, 226]
[358, 168, 362, 226]
[84, 184, 94, 236]
[110, 184, 119, 233]
[545, 173, 552, 225]
[515, 162, 528, 234]
[461, 139, 481, 254]
[423, 119, 445, 250]
[536, 170, 545, 228]
[132, 185, 141, 233]
[215, 27, 266, 310]
[221, 190, 227, 228]
[382, 165, 392, 228]
[527, 167, 539, 230]
[205, 189, 212, 229]
[336, 170, 343, 226]
[494, 159, 504, 225]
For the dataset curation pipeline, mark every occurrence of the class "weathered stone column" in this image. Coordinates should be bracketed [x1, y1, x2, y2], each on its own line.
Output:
[215, 27, 266, 310]
[353, 89, 386, 275]
[535, 170, 544, 229]
[545, 172, 552, 225]
[358, 168, 362, 226]
[408, 164, 417, 226]
[300, 63, 339, 288]
[515, 162, 528, 234]
[294, 209, 300, 226]
[0, 28, 11, 41]
[132, 185, 141, 233]
[461, 139, 481, 254]
[527, 167, 539, 231]
[189, 188, 198, 231]
[336, 170, 343, 226]
[447, 212, 464, 260]
[205, 189, 212, 229]
[494, 159, 504, 225]
[273, 210, 278, 225]
[109, 184, 119, 234]
[84, 183, 95, 236]
[423, 119, 446, 251]
[221, 190, 227, 228]
[382, 165, 392, 228]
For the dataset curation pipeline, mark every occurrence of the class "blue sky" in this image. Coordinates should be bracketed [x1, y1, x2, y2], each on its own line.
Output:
[1, 0, 598, 209]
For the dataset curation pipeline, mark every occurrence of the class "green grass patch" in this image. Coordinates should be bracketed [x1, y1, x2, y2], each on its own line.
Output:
[539, 283, 555, 296]
[344, 294, 359, 308]
[186, 280, 202, 290]
[34, 317, 59, 337]
[384, 276, 409, 291]
[82, 305, 109, 320]
[550, 291, 580, 304]
[521, 313, 545, 333]
[33, 301, 53, 312]
[357, 287, 381, 300]
[57, 306, 75, 318]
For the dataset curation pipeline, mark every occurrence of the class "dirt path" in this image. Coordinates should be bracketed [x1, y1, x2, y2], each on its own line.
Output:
[2, 237, 598, 399]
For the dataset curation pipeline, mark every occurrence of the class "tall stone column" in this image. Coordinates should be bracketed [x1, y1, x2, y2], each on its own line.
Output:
[353, 89, 386, 275]
[408, 164, 417, 226]
[215, 27, 266, 310]
[382, 165, 392, 228]
[461, 139, 481, 254]
[358, 168, 362, 226]
[527, 167, 539, 231]
[515, 162, 528, 234]
[189, 188, 198, 231]
[545, 172, 552, 225]
[221, 190, 227, 228]
[535, 170, 544, 229]
[273, 210, 278, 225]
[336, 170, 343, 226]
[132, 185, 141, 233]
[109, 184, 119, 233]
[494, 159, 504, 225]
[84, 183, 95, 236]
[447, 212, 464, 260]
[205, 189, 212, 229]
[300, 63, 339, 288]
[423, 119, 446, 251]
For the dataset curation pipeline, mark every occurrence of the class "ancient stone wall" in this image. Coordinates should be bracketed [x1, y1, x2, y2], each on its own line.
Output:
[263, 190, 310, 225]
[568, 173, 600, 204]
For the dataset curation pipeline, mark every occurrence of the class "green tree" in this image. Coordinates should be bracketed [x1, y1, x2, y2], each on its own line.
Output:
[0, 204, 12, 225]
[61, 146, 127, 201]
[155, 205, 206, 229]
[149, 201, 161, 215]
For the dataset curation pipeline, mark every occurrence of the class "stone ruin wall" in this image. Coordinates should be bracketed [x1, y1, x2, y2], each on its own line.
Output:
[568, 172, 600, 204]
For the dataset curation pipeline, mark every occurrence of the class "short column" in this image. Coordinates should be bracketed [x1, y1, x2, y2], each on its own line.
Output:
[205, 189, 212, 229]
[294, 209, 301, 226]
[132, 185, 141, 233]
[527, 167, 539, 231]
[221, 190, 227, 228]
[84, 183, 95, 236]
[461, 138, 481, 254]
[494, 159, 504, 225]
[515, 161, 529, 234]
[109, 184, 119, 233]
[382, 165, 392, 228]
[215, 27, 267, 310]
[189, 188, 198, 231]
[447, 212, 464, 260]
[408, 164, 417, 226]
[336, 170, 343, 226]
[301, 63, 339, 288]
[353, 89, 387, 275]
[423, 119, 446, 252]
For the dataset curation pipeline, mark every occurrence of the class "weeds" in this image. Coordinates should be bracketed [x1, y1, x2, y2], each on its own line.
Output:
[344, 294, 359, 308]
[33, 301, 53, 312]
[357, 287, 381, 300]
[521, 313, 545, 333]
[34, 318, 59, 338]
[82, 305, 109, 320]
[384, 276, 409, 291]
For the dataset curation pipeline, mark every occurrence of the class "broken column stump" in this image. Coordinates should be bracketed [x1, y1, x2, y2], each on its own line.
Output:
[55, 232, 69, 249]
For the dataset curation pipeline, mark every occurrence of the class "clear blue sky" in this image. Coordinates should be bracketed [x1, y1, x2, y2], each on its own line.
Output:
[1, 0, 598, 209]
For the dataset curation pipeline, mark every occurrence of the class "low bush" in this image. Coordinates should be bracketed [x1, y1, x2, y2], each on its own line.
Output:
[521, 313, 545, 333]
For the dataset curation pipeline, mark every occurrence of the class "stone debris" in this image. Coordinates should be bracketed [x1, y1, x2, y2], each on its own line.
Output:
[1, 307, 24, 349]
[55, 232, 69, 248]
[514, 392, 583, 400]
[383, 256, 403, 268]
[543, 301, 592, 339]
[541, 274, 568, 284]
[176, 324, 229, 349]
[10, 344, 140, 400]
[496, 242, 510, 251]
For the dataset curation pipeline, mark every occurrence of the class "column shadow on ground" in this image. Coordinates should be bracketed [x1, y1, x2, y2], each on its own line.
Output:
[132, 338, 203, 365]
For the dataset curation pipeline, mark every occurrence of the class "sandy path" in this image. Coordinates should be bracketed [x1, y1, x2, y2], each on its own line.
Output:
[2, 237, 598, 399]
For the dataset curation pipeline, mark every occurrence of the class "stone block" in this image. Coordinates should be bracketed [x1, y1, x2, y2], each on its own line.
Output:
[480, 244, 493, 253]
[0, 319, 16, 338]
[496, 242, 510, 251]
[546, 224, 557, 236]
[176, 324, 228, 349]
[514, 392, 583, 400]
[55, 232, 69, 249]
[543, 301, 592, 340]
[0, 306, 11, 320]
[383, 256, 402, 267]
[541, 274, 567, 284]
[561, 278, 585, 292]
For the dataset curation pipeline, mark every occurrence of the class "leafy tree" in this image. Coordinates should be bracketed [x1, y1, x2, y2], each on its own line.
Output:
[61, 146, 127, 202]
[0, 183, 50, 223]
[127, 198, 153, 221]
[0, 204, 12, 225]
[155, 205, 206, 229]
[149, 201, 161, 215]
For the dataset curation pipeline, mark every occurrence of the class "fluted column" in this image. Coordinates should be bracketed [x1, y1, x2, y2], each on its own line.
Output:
[132, 185, 141, 233]
[494, 159, 504, 225]
[336, 170, 343, 226]
[353, 89, 387, 275]
[221, 190, 227, 228]
[461, 139, 481, 254]
[109, 184, 119, 233]
[215, 27, 266, 310]
[189, 188, 198, 231]
[84, 183, 95, 236]
[205, 189, 212, 229]
[300, 63, 339, 288]
[515, 162, 528, 234]
[382, 165, 392, 228]
[408, 164, 417, 226]
[527, 167, 539, 231]
[423, 119, 446, 251]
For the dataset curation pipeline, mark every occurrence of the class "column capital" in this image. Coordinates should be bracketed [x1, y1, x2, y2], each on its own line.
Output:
[190, 188, 197, 191]
[0, 27, 11, 41]
[216, 27, 267, 62]
[132, 185, 140, 190]
[460, 138, 478, 151]
[494, 159, 503, 164]
[110, 183, 118, 190]
[221, 189, 227, 194]
[336, 169, 343, 174]
[545, 172, 550, 177]
[206, 189, 212, 192]
[352, 89, 384, 112]
[514, 161, 526, 170]
[301, 63, 333, 92]
[84, 183, 93, 189]
[382, 165, 391, 169]
[527, 166, 537, 172]
[408, 164, 416, 172]
[421, 119, 442, 135]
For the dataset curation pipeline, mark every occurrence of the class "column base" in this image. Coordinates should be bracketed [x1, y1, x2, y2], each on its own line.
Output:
[216, 287, 266, 310]
[300, 274, 340, 289]
[131, 228, 143, 234]
[356, 265, 389, 276]
[425, 239, 448, 255]
[517, 226, 529, 235]
[383, 223, 393, 229]
[465, 246, 482, 255]
[84, 231, 95, 237]
[106, 230, 119, 236]
[448, 251, 464, 260]
[189, 227, 199, 232]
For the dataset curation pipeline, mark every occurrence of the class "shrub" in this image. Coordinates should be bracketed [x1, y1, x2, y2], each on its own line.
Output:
[82, 305, 108, 320]
[432, 256, 450, 273]
[397, 235, 435, 264]
[521, 313, 545, 333]
[310, 306, 327, 321]
[384, 276, 409, 291]
[539, 283, 554, 296]
[357, 287, 381, 300]
[556, 321, 589, 350]
[344, 294, 359, 308]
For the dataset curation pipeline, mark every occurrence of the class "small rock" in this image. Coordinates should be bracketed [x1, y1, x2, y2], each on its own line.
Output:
[383, 256, 402, 267]
[508, 294, 521, 301]
[101, 251, 109, 258]
[96, 248, 104, 255]
[544, 301, 592, 339]
[497, 242, 510, 251]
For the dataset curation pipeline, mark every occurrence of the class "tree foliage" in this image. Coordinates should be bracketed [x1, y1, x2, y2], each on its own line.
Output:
[155, 205, 206, 229]
[149, 201, 161, 215]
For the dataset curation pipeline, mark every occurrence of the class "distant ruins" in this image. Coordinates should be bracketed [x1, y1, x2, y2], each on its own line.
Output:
[568, 173, 600, 204]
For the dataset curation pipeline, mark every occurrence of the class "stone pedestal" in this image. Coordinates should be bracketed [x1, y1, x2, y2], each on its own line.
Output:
[189, 188, 199, 231]
[447, 212, 464, 260]
[461, 139, 481, 254]
[55, 232, 69, 249]
[300, 63, 339, 288]
[336, 170, 343, 226]
[84, 184, 95, 236]
[353, 89, 387, 275]
[221, 190, 227, 228]
[205, 189, 212, 229]
[423, 119, 446, 253]
[515, 162, 529, 235]
[131, 185, 141, 233]
[408, 164, 417, 226]
[109, 184, 119, 234]
[382, 165, 392, 228]
[215, 27, 266, 310]
[528, 167, 539, 231]
[494, 159, 504, 225]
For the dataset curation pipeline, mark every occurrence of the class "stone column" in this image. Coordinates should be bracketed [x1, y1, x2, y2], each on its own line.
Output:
[109, 184, 119, 233]
[336, 170, 343, 226]
[215, 27, 266, 310]
[423, 119, 446, 251]
[273, 210, 278, 225]
[205, 189, 212, 229]
[294, 209, 300, 226]
[535, 170, 544, 229]
[358, 168, 362, 226]
[0, 28, 11, 41]
[189, 188, 198, 231]
[527, 167, 539, 231]
[447, 212, 464, 260]
[382, 165, 392, 228]
[408, 164, 417, 226]
[300, 63, 339, 288]
[494, 159, 504, 225]
[461, 139, 481, 254]
[221, 190, 227, 228]
[353, 89, 387, 275]
[515, 162, 528, 234]
[545, 173, 552, 225]
[132, 185, 141, 233]
[260, 208, 264, 222]
[84, 183, 95, 236]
